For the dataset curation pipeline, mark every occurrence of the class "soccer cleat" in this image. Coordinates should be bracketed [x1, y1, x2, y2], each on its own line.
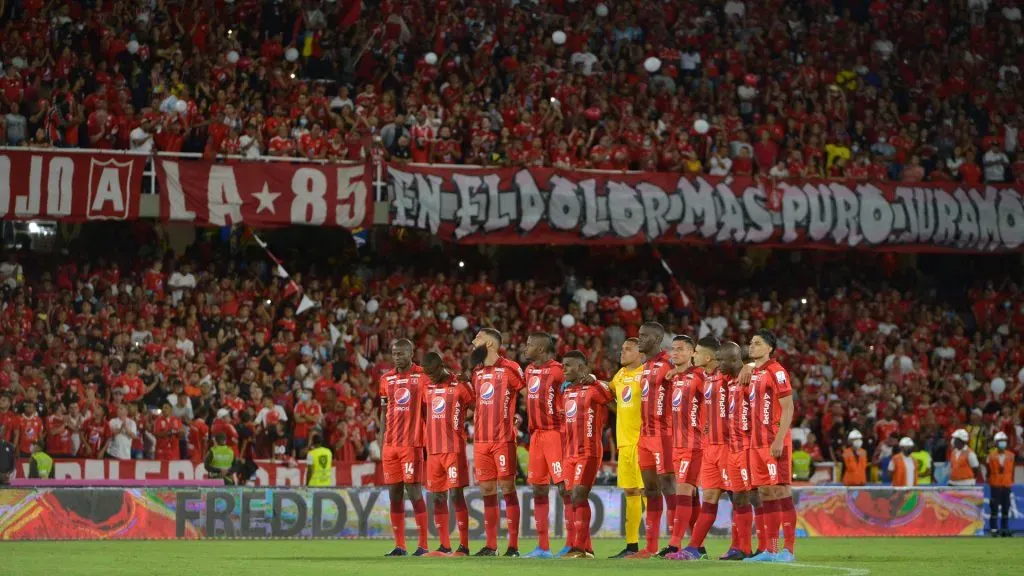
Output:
[774, 550, 796, 563]
[385, 547, 408, 557]
[583, 551, 595, 559]
[474, 547, 498, 557]
[608, 548, 637, 559]
[562, 549, 586, 559]
[452, 545, 471, 557]
[554, 545, 573, 558]
[699, 547, 708, 558]
[665, 546, 702, 561]
[743, 550, 777, 562]
[656, 546, 679, 558]
[719, 548, 747, 561]
[523, 548, 554, 559]
[413, 547, 430, 557]
[503, 547, 520, 558]
[425, 546, 452, 557]
[626, 549, 655, 559]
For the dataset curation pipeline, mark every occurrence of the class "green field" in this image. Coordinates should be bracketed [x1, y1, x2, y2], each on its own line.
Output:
[2, 538, 1020, 576]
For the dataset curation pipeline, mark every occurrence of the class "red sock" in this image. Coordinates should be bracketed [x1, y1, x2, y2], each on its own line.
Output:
[644, 494, 664, 552]
[670, 494, 694, 548]
[534, 494, 551, 551]
[754, 505, 767, 552]
[689, 497, 699, 534]
[562, 493, 575, 549]
[764, 499, 782, 553]
[412, 497, 429, 550]
[780, 497, 797, 553]
[735, 504, 753, 555]
[433, 502, 451, 550]
[573, 502, 592, 550]
[664, 494, 676, 537]
[483, 495, 499, 550]
[730, 506, 740, 551]
[389, 499, 406, 550]
[504, 492, 521, 550]
[687, 501, 719, 549]
[453, 496, 470, 549]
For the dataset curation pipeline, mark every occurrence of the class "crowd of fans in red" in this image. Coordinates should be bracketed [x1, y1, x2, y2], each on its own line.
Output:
[1, 0, 1023, 182]
[0, 226, 1021, 477]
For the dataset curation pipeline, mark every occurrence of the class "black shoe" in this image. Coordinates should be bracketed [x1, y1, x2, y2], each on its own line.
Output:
[699, 547, 708, 557]
[657, 546, 679, 558]
[504, 547, 520, 557]
[991, 530, 999, 537]
[385, 547, 408, 557]
[1001, 530, 1012, 538]
[609, 548, 638, 558]
[454, 545, 471, 556]
[413, 547, 429, 557]
[474, 547, 497, 557]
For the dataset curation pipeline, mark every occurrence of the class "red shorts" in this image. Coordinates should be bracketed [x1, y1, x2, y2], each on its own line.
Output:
[750, 443, 792, 487]
[698, 444, 730, 490]
[638, 435, 673, 474]
[566, 456, 601, 489]
[382, 445, 424, 485]
[673, 448, 702, 486]
[426, 451, 470, 493]
[728, 450, 752, 492]
[527, 429, 566, 485]
[473, 441, 516, 482]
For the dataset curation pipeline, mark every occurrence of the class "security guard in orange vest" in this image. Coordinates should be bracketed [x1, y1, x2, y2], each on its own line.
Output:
[949, 429, 980, 486]
[841, 430, 868, 486]
[888, 437, 917, 487]
[986, 432, 1014, 537]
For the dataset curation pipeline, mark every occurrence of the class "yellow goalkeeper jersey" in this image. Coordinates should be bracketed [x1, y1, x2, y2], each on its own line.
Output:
[610, 364, 644, 447]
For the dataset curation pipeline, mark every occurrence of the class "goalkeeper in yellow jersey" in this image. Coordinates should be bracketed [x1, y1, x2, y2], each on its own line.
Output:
[608, 337, 645, 558]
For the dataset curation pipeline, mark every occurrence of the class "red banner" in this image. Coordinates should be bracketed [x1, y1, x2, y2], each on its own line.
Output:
[17, 458, 382, 487]
[386, 164, 1024, 252]
[0, 149, 145, 221]
[157, 158, 373, 228]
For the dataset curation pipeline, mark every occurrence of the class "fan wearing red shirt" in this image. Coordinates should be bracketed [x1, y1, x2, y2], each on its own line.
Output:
[116, 362, 146, 403]
[15, 402, 45, 457]
[0, 394, 16, 443]
[188, 408, 210, 464]
[469, 328, 526, 556]
[154, 403, 182, 461]
[80, 407, 110, 459]
[210, 409, 239, 452]
[420, 352, 475, 556]
[560, 351, 614, 559]
[378, 339, 431, 556]
[45, 405, 74, 457]
[292, 392, 322, 455]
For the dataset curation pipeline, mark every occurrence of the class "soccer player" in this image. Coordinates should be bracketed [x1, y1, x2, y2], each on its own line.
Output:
[669, 337, 738, 561]
[560, 350, 614, 559]
[722, 347, 756, 560]
[521, 333, 569, 559]
[631, 321, 676, 558]
[470, 328, 526, 557]
[378, 339, 431, 557]
[607, 337, 645, 558]
[421, 352, 474, 556]
[665, 336, 704, 555]
[744, 330, 797, 563]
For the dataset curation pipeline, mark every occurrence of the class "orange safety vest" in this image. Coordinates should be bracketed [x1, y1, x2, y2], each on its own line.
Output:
[890, 454, 916, 486]
[842, 447, 868, 486]
[987, 451, 1014, 488]
[950, 448, 976, 482]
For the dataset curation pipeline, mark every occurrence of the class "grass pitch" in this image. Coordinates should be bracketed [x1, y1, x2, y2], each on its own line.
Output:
[1, 537, 1019, 576]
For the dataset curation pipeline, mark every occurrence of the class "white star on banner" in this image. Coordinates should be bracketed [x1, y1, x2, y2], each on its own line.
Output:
[253, 183, 281, 215]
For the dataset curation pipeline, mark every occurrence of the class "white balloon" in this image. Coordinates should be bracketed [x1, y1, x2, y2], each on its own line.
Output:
[561, 314, 576, 328]
[366, 299, 379, 314]
[127, 40, 140, 55]
[620, 295, 638, 312]
[1018, 366, 1024, 384]
[596, 3, 609, 17]
[644, 57, 662, 73]
[424, 52, 438, 65]
[452, 316, 469, 332]
[552, 31, 567, 45]
[991, 377, 1006, 395]
[694, 119, 710, 134]
[227, 50, 240, 64]
[285, 47, 299, 62]
[175, 100, 188, 113]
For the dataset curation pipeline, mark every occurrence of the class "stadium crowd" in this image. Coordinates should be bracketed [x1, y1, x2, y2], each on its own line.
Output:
[0, 0, 1023, 181]
[0, 225, 1020, 484]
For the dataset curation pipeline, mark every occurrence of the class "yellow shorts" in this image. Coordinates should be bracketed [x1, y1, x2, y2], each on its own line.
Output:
[617, 444, 644, 489]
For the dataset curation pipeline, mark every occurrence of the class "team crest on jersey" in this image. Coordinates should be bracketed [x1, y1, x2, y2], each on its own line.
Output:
[621, 386, 632, 403]
[432, 397, 446, 414]
[480, 382, 495, 400]
[672, 388, 683, 407]
[704, 382, 713, 399]
[528, 377, 541, 394]
[395, 388, 411, 406]
[641, 379, 650, 397]
[565, 400, 578, 418]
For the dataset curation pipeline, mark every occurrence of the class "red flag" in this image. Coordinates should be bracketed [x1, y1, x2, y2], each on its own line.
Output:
[652, 247, 699, 321]
[339, 0, 362, 27]
[283, 280, 300, 301]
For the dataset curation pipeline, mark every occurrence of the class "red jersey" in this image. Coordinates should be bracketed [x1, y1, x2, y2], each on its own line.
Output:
[46, 415, 73, 455]
[210, 419, 238, 451]
[378, 365, 429, 447]
[727, 377, 752, 452]
[701, 370, 730, 446]
[188, 419, 209, 464]
[749, 360, 793, 448]
[154, 415, 182, 458]
[293, 401, 322, 440]
[471, 357, 526, 443]
[18, 414, 44, 454]
[640, 352, 674, 437]
[82, 418, 108, 458]
[524, 359, 565, 433]
[671, 368, 705, 450]
[562, 383, 613, 459]
[424, 375, 475, 455]
[0, 410, 17, 442]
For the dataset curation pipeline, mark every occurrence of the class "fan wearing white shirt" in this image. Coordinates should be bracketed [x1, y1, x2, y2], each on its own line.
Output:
[983, 143, 1009, 182]
[107, 405, 139, 460]
[168, 263, 197, 306]
[709, 148, 732, 175]
[129, 117, 155, 153]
